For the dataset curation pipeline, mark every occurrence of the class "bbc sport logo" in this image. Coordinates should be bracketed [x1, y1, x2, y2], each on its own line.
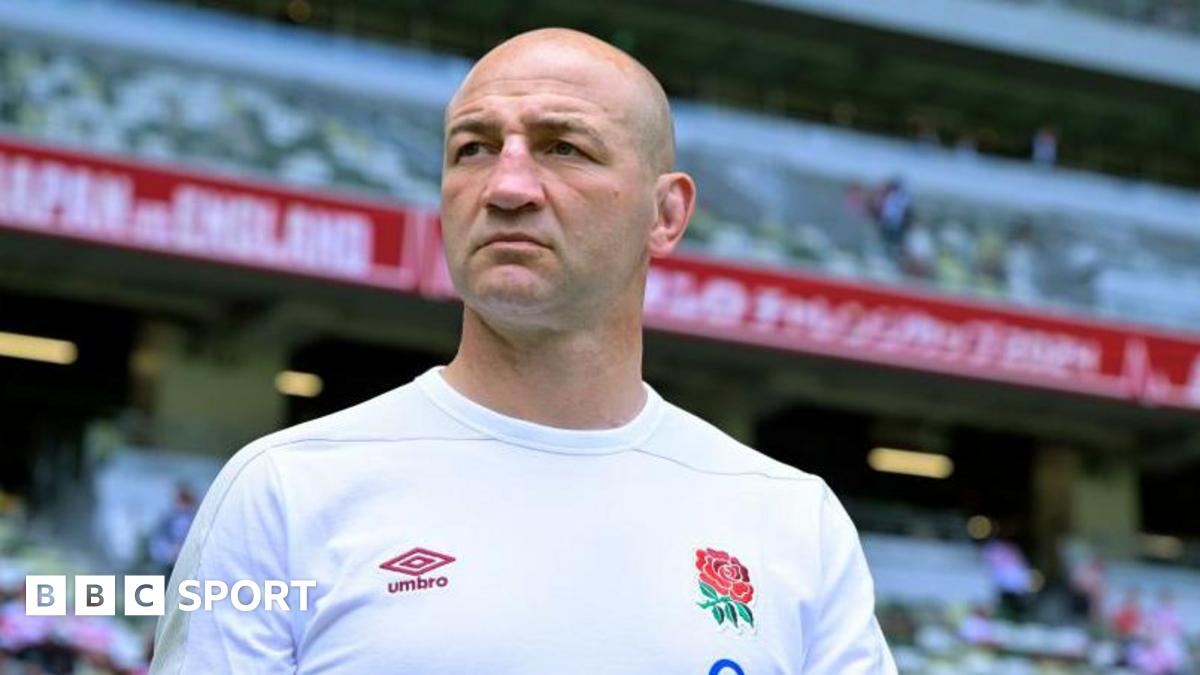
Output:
[26, 575, 316, 616]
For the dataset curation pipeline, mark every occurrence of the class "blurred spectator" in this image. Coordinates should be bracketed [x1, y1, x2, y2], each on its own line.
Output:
[958, 605, 998, 647]
[902, 220, 937, 279]
[1004, 219, 1039, 303]
[1113, 588, 1144, 639]
[1069, 553, 1107, 623]
[933, 221, 973, 291]
[1127, 632, 1188, 675]
[871, 178, 914, 264]
[981, 539, 1035, 620]
[973, 225, 1007, 294]
[1148, 589, 1183, 639]
[1032, 124, 1059, 166]
[147, 485, 197, 577]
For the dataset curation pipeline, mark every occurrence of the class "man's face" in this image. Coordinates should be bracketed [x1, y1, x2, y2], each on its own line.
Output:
[440, 41, 659, 328]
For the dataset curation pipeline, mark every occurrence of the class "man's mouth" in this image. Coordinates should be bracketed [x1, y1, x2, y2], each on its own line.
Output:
[479, 232, 549, 250]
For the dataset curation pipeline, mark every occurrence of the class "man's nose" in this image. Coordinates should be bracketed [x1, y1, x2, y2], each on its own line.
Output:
[482, 140, 545, 213]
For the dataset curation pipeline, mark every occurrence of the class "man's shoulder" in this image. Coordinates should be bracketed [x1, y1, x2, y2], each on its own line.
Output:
[232, 375, 460, 462]
[255, 384, 408, 447]
[654, 401, 822, 488]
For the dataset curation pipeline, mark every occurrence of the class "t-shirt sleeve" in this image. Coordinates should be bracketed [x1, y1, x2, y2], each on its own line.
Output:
[803, 482, 897, 674]
[150, 446, 303, 674]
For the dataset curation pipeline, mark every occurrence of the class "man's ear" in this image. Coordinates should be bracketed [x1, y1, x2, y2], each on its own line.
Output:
[649, 172, 696, 258]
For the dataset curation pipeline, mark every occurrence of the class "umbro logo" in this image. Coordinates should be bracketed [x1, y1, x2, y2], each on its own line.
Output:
[379, 547, 456, 594]
[380, 548, 456, 576]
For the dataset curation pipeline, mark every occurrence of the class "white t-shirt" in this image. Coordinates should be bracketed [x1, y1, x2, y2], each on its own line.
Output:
[151, 367, 895, 674]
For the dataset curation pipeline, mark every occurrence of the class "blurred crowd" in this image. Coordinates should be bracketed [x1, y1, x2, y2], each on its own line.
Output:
[850, 177, 1043, 304]
[4, 35, 1200, 331]
[0, 41, 444, 205]
[0, 487, 193, 675]
[877, 538, 1200, 674]
[0, 601, 149, 675]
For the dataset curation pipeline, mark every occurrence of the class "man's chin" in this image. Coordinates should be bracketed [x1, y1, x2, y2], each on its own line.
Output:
[467, 280, 556, 318]
[470, 266, 551, 300]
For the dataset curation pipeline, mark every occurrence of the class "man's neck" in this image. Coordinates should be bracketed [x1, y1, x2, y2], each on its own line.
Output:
[440, 306, 647, 430]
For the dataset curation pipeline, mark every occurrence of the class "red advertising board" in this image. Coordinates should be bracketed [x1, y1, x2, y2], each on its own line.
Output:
[2, 134, 1198, 411]
[645, 255, 1200, 411]
[0, 135, 432, 291]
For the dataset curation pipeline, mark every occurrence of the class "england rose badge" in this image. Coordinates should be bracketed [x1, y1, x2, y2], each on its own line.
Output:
[695, 547, 755, 630]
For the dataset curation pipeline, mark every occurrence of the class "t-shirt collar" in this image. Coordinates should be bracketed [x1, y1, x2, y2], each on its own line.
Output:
[415, 366, 664, 454]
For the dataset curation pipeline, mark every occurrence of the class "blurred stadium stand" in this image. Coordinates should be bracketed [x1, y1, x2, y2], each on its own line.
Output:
[990, 0, 1200, 35]
[1, 0, 1199, 673]
[3, 9, 1198, 329]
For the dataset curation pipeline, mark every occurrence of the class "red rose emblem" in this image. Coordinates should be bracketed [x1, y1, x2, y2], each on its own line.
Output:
[695, 547, 754, 604]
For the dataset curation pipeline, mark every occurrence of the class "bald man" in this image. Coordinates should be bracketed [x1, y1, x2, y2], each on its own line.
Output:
[151, 29, 896, 674]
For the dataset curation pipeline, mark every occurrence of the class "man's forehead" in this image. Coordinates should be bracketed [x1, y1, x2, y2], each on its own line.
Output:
[447, 83, 625, 125]
[444, 28, 675, 171]
[467, 32, 638, 83]
[447, 50, 635, 121]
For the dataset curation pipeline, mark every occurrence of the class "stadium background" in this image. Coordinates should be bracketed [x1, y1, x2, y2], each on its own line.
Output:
[1, 0, 1199, 672]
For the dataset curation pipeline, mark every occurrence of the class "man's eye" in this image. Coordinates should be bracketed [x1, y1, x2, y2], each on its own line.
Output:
[550, 141, 581, 156]
[456, 142, 485, 159]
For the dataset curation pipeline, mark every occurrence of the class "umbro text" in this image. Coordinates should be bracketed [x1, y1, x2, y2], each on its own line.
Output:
[387, 576, 449, 594]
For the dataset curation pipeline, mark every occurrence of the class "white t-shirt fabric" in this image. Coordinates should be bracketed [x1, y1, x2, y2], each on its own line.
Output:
[151, 367, 896, 674]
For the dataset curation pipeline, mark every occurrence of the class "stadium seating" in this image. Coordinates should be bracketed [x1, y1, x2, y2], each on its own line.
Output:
[0, 41, 444, 206]
[5, 36, 1200, 333]
[862, 534, 1200, 674]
